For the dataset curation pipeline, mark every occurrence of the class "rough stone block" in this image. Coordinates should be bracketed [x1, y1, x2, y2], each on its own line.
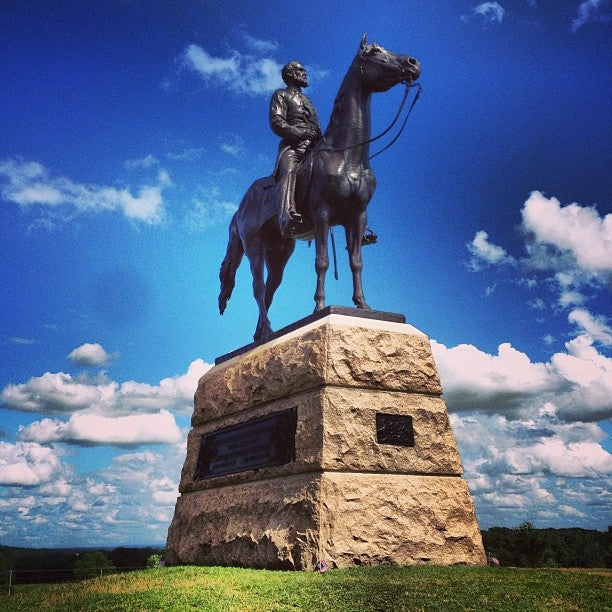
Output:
[165, 472, 485, 569]
[166, 312, 486, 569]
[192, 315, 442, 425]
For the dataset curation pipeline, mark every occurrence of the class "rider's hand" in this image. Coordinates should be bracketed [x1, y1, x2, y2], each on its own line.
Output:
[301, 126, 319, 140]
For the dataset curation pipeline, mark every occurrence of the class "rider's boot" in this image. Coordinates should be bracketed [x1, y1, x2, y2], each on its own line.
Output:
[278, 167, 302, 238]
[281, 209, 302, 238]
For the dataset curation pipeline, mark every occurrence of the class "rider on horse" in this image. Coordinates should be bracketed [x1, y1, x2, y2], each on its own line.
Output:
[220, 37, 419, 340]
[270, 61, 322, 238]
[270, 61, 378, 245]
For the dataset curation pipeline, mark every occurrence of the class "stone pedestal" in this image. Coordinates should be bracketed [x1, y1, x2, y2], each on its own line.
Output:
[165, 310, 486, 569]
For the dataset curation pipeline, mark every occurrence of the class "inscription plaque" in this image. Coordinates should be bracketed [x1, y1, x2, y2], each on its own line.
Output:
[376, 413, 414, 447]
[194, 408, 297, 479]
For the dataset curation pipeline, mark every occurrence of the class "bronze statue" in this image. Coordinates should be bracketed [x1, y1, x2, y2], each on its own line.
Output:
[219, 35, 421, 341]
[270, 61, 322, 238]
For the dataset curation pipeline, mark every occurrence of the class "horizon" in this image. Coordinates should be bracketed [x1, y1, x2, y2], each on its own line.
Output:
[2, 523, 609, 553]
[0, 1, 610, 548]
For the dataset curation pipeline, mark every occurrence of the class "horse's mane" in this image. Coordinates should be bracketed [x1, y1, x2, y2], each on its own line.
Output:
[323, 55, 361, 139]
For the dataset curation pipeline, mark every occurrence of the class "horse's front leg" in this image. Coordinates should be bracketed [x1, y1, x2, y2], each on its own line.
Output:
[313, 213, 330, 312]
[246, 239, 273, 341]
[346, 212, 371, 309]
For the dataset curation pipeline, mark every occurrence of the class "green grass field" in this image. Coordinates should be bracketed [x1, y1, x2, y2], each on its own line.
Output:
[1, 565, 610, 611]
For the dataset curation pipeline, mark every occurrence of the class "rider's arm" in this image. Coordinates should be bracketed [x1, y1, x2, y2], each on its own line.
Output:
[269, 90, 302, 144]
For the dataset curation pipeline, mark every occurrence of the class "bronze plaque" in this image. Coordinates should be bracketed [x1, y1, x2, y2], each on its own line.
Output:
[376, 413, 414, 447]
[194, 408, 297, 479]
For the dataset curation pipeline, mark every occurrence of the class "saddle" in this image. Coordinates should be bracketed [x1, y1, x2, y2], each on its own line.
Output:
[269, 146, 377, 245]
[272, 144, 315, 185]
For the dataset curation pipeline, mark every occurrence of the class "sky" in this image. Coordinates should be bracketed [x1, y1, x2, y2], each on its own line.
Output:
[0, 1, 610, 548]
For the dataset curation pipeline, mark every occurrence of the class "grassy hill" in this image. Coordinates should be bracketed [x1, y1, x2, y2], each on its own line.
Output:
[1, 565, 610, 611]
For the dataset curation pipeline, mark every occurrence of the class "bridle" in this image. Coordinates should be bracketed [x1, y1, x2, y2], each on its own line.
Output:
[319, 52, 422, 159]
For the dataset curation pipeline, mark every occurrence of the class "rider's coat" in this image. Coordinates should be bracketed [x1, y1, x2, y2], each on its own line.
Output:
[270, 85, 321, 156]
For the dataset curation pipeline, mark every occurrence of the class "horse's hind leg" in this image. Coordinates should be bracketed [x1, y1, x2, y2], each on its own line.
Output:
[265, 238, 295, 311]
[246, 238, 273, 341]
[346, 212, 371, 310]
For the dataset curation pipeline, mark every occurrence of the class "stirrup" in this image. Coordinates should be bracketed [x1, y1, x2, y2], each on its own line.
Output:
[362, 228, 378, 246]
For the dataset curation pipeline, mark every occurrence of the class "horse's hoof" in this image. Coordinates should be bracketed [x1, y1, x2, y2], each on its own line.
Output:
[313, 302, 325, 313]
[254, 328, 273, 342]
[356, 302, 372, 310]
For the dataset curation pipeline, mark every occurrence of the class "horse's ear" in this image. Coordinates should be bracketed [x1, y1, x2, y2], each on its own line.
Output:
[360, 33, 368, 52]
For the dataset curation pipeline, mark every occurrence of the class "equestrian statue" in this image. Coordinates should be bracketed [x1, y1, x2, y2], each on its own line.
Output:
[219, 35, 421, 341]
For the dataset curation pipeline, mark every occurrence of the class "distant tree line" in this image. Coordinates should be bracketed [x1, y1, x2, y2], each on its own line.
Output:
[1, 524, 610, 583]
[0, 546, 164, 585]
[482, 523, 611, 568]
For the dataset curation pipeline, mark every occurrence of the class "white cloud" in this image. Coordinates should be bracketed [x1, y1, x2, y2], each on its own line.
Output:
[243, 34, 278, 53]
[450, 413, 611, 479]
[0, 442, 62, 486]
[521, 191, 612, 277]
[469, 191, 611, 317]
[528, 297, 546, 311]
[150, 476, 178, 504]
[559, 504, 587, 517]
[187, 186, 238, 230]
[571, 0, 610, 33]
[219, 134, 245, 157]
[463, 2, 507, 24]
[432, 340, 559, 417]
[0, 441, 186, 546]
[500, 437, 612, 478]
[468, 230, 515, 269]
[0, 158, 170, 224]
[85, 477, 116, 496]
[558, 290, 586, 308]
[114, 450, 158, 465]
[38, 477, 72, 498]
[9, 337, 35, 346]
[1, 358, 211, 416]
[568, 309, 612, 345]
[432, 334, 612, 422]
[553, 333, 611, 386]
[68, 343, 112, 367]
[450, 412, 611, 528]
[472, 192, 611, 285]
[166, 147, 206, 162]
[475, 2, 506, 23]
[124, 155, 160, 170]
[1, 371, 117, 413]
[183, 44, 283, 96]
[18, 410, 182, 447]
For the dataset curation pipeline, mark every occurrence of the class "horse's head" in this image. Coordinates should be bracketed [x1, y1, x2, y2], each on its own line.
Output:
[357, 34, 420, 92]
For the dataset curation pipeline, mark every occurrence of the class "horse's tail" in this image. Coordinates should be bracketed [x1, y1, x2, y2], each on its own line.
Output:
[218, 214, 243, 315]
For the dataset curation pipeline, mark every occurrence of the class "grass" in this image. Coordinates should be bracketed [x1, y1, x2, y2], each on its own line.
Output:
[1, 565, 610, 611]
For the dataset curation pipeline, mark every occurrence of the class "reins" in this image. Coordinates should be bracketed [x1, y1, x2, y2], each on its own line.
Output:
[369, 81, 422, 159]
[324, 80, 422, 280]
[315, 71, 423, 282]
[318, 81, 422, 158]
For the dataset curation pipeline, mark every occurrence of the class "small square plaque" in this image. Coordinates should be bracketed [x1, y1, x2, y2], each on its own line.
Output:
[376, 413, 414, 447]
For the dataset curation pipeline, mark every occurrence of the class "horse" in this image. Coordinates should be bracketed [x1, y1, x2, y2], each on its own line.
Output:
[219, 35, 421, 341]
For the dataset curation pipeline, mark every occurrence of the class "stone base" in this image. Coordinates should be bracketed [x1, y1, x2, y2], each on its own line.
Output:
[165, 311, 486, 569]
[166, 472, 485, 569]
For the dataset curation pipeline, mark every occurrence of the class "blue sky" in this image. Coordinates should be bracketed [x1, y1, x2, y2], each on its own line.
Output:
[0, 1, 610, 547]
